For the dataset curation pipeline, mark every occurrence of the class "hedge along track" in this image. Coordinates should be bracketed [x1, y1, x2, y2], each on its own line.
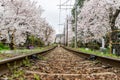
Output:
[0, 46, 56, 77]
[1, 46, 120, 80]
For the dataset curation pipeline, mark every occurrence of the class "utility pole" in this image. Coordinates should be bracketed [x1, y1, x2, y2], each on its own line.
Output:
[64, 24, 66, 45]
[75, 0, 78, 48]
[59, 0, 61, 45]
[66, 17, 68, 46]
[58, 0, 74, 46]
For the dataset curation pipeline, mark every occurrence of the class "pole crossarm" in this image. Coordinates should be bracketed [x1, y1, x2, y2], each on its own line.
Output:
[61, 0, 71, 5]
[57, 5, 73, 6]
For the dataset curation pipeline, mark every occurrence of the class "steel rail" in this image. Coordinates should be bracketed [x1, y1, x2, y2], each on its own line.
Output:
[0, 46, 56, 76]
[62, 46, 120, 68]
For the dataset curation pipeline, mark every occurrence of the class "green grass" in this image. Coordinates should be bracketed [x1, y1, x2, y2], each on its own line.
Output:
[0, 45, 55, 60]
[76, 48, 120, 59]
[0, 43, 9, 50]
[0, 47, 46, 54]
[0, 48, 44, 60]
[0, 44, 55, 54]
[0, 45, 54, 59]
[0, 57, 3, 60]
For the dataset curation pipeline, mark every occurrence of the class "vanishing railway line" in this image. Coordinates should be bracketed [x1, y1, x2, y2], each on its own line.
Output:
[0, 46, 120, 80]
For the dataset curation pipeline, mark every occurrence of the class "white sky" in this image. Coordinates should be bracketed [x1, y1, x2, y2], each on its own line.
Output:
[32, 0, 74, 34]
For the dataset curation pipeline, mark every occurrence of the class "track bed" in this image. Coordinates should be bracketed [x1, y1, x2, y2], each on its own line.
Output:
[1, 47, 120, 80]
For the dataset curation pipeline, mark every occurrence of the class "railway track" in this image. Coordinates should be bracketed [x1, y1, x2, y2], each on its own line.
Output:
[0, 46, 56, 77]
[62, 46, 120, 68]
[0, 46, 120, 80]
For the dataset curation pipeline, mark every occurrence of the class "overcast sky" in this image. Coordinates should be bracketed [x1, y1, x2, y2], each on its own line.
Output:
[33, 0, 74, 34]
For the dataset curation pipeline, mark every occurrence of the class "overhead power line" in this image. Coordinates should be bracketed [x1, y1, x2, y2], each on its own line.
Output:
[61, 0, 71, 5]
[59, 0, 61, 34]
[58, 0, 74, 45]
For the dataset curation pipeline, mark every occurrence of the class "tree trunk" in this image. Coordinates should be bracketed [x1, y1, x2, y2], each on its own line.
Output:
[25, 33, 30, 49]
[9, 42, 14, 50]
[109, 8, 120, 55]
[111, 31, 120, 55]
[9, 34, 15, 50]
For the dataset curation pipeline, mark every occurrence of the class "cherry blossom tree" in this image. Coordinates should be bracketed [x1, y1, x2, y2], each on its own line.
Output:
[77, 0, 120, 54]
[0, 0, 55, 49]
[42, 22, 55, 46]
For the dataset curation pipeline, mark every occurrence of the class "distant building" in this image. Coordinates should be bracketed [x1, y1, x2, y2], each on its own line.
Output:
[55, 34, 64, 44]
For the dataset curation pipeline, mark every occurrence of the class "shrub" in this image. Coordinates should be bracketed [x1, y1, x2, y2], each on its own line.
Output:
[0, 43, 9, 50]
